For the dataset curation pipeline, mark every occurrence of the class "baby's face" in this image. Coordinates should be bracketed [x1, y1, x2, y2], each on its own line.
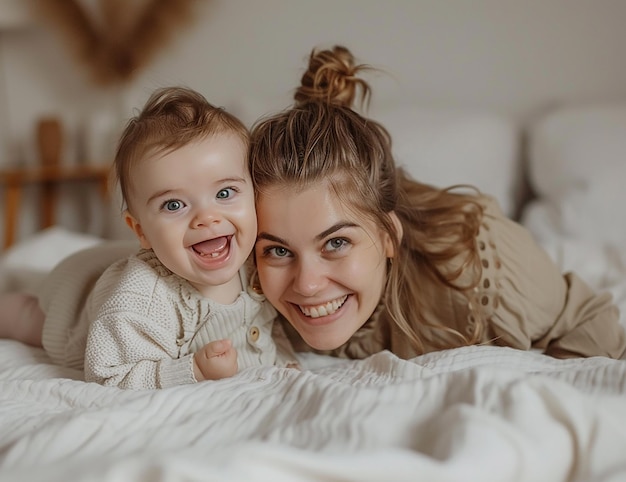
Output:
[125, 133, 256, 299]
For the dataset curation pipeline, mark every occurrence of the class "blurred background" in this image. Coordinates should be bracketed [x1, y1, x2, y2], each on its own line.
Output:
[1, 0, 626, 245]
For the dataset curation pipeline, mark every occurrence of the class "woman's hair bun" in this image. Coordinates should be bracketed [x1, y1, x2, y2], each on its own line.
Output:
[294, 45, 371, 109]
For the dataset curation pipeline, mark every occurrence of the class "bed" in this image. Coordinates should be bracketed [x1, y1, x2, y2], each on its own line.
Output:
[1, 103, 626, 482]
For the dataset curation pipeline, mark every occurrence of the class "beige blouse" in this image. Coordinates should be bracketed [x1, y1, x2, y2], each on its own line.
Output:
[284, 196, 626, 360]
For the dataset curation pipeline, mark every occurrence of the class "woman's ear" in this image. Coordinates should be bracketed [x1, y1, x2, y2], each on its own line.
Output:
[124, 210, 152, 249]
[384, 211, 403, 258]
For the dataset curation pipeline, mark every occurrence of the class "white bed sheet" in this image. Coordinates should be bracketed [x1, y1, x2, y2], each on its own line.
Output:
[1, 340, 626, 482]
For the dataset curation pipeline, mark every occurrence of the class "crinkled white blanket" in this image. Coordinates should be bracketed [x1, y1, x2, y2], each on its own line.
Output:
[2, 340, 626, 482]
[2, 228, 626, 482]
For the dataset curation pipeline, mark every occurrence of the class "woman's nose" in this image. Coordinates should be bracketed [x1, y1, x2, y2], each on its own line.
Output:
[291, 258, 327, 297]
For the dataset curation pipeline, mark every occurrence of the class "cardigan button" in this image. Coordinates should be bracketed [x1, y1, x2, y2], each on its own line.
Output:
[249, 326, 260, 342]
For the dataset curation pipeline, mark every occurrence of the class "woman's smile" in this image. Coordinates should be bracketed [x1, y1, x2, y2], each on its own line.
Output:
[298, 295, 348, 318]
[288, 294, 353, 331]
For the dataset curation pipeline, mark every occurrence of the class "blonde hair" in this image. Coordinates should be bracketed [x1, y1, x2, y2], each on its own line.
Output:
[249, 46, 486, 354]
[115, 86, 249, 213]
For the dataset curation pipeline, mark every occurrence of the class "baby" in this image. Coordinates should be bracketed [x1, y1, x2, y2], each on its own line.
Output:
[0, 86, 297, 389]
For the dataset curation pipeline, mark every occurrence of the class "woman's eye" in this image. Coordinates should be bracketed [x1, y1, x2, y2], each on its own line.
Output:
[264, 246, 292, 258]
[324, 237, 349, 252]
[162, 199, 184, 212]
[216, 188, 235, 199]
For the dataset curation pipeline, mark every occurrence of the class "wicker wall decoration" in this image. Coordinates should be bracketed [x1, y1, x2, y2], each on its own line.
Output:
[33, 0, 196, 85]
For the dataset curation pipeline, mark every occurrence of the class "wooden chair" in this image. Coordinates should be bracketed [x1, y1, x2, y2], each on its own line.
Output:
[0, 164, 111, 250]
[1, 117, 111, 250]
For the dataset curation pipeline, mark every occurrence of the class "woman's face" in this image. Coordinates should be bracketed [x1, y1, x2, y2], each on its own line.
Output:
[255, 182, 394, 350]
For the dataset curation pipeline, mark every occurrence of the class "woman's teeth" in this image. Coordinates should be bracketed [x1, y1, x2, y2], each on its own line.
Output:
[299, 295, 347, 318]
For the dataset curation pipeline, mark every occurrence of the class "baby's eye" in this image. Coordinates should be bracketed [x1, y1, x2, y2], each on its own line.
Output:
[162, 199, 184, 212]
[324, 237, 350, 252]
[216, 188, 235, 199]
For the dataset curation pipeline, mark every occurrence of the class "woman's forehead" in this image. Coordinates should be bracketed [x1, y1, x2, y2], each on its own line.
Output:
[256, 181, 378, 237]
[257, 179, 353, 213]
[258, 182, 335, 208]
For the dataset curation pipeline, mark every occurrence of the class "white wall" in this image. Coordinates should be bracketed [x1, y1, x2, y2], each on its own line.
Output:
[1, 0, 626, 244]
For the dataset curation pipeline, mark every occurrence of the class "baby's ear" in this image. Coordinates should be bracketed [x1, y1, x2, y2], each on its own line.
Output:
[384, 211, 403, 258]
[124, 210, 152, 249]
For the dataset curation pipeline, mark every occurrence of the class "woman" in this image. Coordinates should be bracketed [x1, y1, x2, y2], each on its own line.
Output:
[249, 45, 625, 360]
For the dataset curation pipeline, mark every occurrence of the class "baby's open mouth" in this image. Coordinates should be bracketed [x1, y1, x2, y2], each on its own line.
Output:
[299, 295, 348, 318]
[192, 236, 230, 258]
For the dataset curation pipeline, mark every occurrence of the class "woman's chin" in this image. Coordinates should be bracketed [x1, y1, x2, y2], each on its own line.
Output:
[300, 329, 351, 352]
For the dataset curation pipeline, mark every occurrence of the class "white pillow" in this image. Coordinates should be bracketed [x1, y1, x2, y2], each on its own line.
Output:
[371, 105, 522, 217]
[525, 103, 626, 243]
[0, 227, 104, 294]
[528, 103, 626, 200]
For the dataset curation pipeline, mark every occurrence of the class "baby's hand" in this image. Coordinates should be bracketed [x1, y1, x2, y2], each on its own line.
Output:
[193, 339, 238, 381]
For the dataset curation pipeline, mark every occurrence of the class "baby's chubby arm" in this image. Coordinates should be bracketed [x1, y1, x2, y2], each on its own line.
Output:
[193, 339, 238, 381]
